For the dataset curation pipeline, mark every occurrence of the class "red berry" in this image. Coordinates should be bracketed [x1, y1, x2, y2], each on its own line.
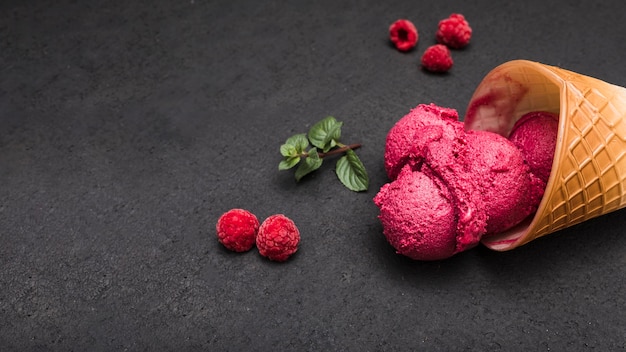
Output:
[421, 44, 453, 73]
[256, 214, 300, 262]
[216, 209, 260, 252]
[436, 13, 472, 49]
[389, 19, 418, 52]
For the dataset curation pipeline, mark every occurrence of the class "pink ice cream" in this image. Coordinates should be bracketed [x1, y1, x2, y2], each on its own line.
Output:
[464, 129, 545, 234]
[374, 104, 557, 260]
[375, 165, 457, 261]
[509, 111, 559, 184]
[384, 104, 459, 180]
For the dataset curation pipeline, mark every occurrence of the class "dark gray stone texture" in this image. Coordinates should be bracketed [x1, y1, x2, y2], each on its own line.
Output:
[2, 0, 626, 350]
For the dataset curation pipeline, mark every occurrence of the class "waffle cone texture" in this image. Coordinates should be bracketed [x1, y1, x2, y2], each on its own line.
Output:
[464, 60, 626, 251]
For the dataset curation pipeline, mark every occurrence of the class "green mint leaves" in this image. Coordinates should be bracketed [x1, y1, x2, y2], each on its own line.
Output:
[279, 134, 309, 171]
[279, 116, 369, 192]
[336, 149, 369, 192]
[308, 116, 342, 152]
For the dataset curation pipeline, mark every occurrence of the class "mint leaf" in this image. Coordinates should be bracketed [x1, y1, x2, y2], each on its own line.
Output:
[279, 134, 308, 170]
[335, 149, 369, 192]
[295, 148, 323, 181]
[282, 133, 309, 155]
[280, 144, 297, 157]
[279, 156, 300, 170]
[308, 116, 342, 152]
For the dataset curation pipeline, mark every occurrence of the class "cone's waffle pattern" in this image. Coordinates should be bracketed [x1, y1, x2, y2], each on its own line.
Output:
[465, 60, 626, 250]
[537, 70, 626, 239]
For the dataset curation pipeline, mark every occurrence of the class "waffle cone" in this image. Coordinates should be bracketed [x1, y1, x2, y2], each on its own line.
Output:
[464, 60, 626, 251]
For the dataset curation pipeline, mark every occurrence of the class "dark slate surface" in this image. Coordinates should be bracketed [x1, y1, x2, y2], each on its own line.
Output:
[2, 0, 626, 350]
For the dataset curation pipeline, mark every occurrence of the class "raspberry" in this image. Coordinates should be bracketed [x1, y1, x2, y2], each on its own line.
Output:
[421, 44, 453, 73]
[389, 19, 418, 52]
[256, 214, 300, 262]
[436, 13, 472, 49]
[216, 209, 260, 252]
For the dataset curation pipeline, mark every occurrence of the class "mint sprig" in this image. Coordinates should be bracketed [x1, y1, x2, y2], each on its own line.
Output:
[279, 116, 369, 192]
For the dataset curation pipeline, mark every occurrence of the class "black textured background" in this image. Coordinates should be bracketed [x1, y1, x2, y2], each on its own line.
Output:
[2, 0, 626, 350]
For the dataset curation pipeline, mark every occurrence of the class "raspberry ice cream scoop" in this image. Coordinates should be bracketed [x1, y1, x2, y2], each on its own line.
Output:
[375, 104, 551, 260]
[509, 111, 559, 184]
[384, 103, 459, 180]
[374, 165, 457, 260]
[465, 130, 545, 234]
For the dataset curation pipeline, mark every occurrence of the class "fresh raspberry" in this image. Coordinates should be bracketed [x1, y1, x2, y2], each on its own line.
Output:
[421, 44, 453, 73]
[389, 19, 418, 52]
[256, 214, 300, 262]
[216, 209, 260, 252]
[436, 13, 472, 49]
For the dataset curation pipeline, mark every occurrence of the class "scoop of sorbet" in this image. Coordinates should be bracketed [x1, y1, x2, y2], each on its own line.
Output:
[465, 130, 545, 234]
[384, 103, 459, 180]
[374, 165, 457, 260]
[508, 111, 559, 184]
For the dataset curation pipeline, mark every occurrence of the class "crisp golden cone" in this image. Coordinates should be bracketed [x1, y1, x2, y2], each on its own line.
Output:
[464, 60, 626, 251]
